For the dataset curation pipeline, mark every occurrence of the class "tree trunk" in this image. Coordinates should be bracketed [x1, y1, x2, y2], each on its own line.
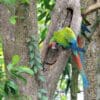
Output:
[41, 0, 82, 99]
[96, 26, 100, 100]
[0, 0, 38, 99]
[84, 32, 97, 100]
[81, 0, 99, 100]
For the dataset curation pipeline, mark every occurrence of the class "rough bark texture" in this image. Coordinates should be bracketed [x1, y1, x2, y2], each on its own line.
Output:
[84, 35, 97, 100]
[41, 0, 82, 99]
[0, 5, 15, 64]
[83, 2, 100, 16]
[84, 26, 100, 100]
[0, 0, 38, 99]
[14, 0, 38, 99]
[96, 26, 100, 100]
[81, 0, 100, 100]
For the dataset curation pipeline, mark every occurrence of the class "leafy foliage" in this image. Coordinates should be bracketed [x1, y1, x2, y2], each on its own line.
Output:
[1, 0, 16, 5]
[0, 0, 29, 5]
[27, 35, 43, 73]
[27, 34, 47, 100]
[37, 0, 55, 43]
[0, 55, 34, 99]
[9, 16, 17, 25]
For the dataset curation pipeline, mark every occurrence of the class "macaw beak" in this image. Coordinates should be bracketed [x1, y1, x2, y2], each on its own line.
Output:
[49, 42, 57, 49]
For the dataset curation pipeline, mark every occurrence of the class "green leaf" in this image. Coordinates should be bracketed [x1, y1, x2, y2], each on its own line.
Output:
[39, 89, 47, 94]
[12, 55, 20, 65]
[29, 60, 35, 67]
[11, 72, 27, 84]
[7, 63, 13, 71]
[0, 83, 6, 97]
[45, 13, 50, 24]
[60, 95, 67, 100]
[41, 96, 48, 100]
[35, 57, 41, 64]
[33, 43, 38, 48]
[26, 38, 31, 43]
[38, 75, 46, 82]
[60, 80, 67, 90]
[33, 67, 38, 73]
[30, 53, 35, 59]
[40, 28, 47, 42]
[38, 12, 46, 21]
[0, 71, 6, 78]
[36, 63, 42, 69]
[20, 0, 29, 4]
[16, 66, 34, 75]
[9, 16, 17, 25]
[3, 0, 16, 5]
[28, 45, 33, 52]
[38, 92, 42, 98]
[5, 80, 18, 95]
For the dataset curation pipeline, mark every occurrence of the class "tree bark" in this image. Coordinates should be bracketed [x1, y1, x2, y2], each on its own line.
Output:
[83, 2, 100, 16]
[81, 0, 98, 100]
[0, 0, 38, 99]
[41, 0, 82, 99]
[96, 26, 100, 100]
[0, 4, 15, 64]
[84, 34, 97, 100]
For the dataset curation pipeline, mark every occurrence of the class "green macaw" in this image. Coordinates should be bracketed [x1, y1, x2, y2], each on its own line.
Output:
[49, 27, 89, 88]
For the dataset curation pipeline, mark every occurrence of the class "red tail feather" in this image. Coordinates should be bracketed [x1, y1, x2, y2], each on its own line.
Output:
[72, 54, 82, 70]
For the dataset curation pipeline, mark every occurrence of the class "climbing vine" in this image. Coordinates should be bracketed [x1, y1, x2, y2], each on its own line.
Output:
[27, 35, 48, 100]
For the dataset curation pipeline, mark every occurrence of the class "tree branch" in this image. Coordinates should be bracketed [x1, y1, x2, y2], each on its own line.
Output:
[83, 2, 100, 16]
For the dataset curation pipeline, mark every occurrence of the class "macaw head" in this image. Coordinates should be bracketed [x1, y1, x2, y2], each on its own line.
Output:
[48, 42, 57, 49]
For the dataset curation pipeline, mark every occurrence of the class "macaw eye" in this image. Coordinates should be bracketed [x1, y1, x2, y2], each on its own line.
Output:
[69, 42, 72, 45]
[56, 43, 59, 45]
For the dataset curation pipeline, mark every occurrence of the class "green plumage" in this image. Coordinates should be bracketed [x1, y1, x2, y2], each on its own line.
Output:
[51, 27, 76, 48]
[50, 27, 89, 88]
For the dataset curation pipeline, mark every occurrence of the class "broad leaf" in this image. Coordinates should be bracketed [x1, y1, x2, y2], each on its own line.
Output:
[12, 55, 20, 65]
[15, 66, 34, 75]
[38, 75, 46, 82]
[12, 72, 27, 84]
[3, 0, 16, 5]
[9, 16, 17, 25]
[7, 63, 13, 71]
[39, 89, 47, 94]
[41, 96, 48, 100]
[20, 0, 29, 4]
[5, 80, 18, 95]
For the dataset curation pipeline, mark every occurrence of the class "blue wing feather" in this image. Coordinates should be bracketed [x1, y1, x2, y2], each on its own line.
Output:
[81, 23, 91, 33]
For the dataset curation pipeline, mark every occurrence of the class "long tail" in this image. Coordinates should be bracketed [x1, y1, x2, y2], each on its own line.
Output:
[77, 36, 86, 68]
[80, 69, 89, 88]
[79, 52, 86, 68]
[72, 54, 89, 88]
